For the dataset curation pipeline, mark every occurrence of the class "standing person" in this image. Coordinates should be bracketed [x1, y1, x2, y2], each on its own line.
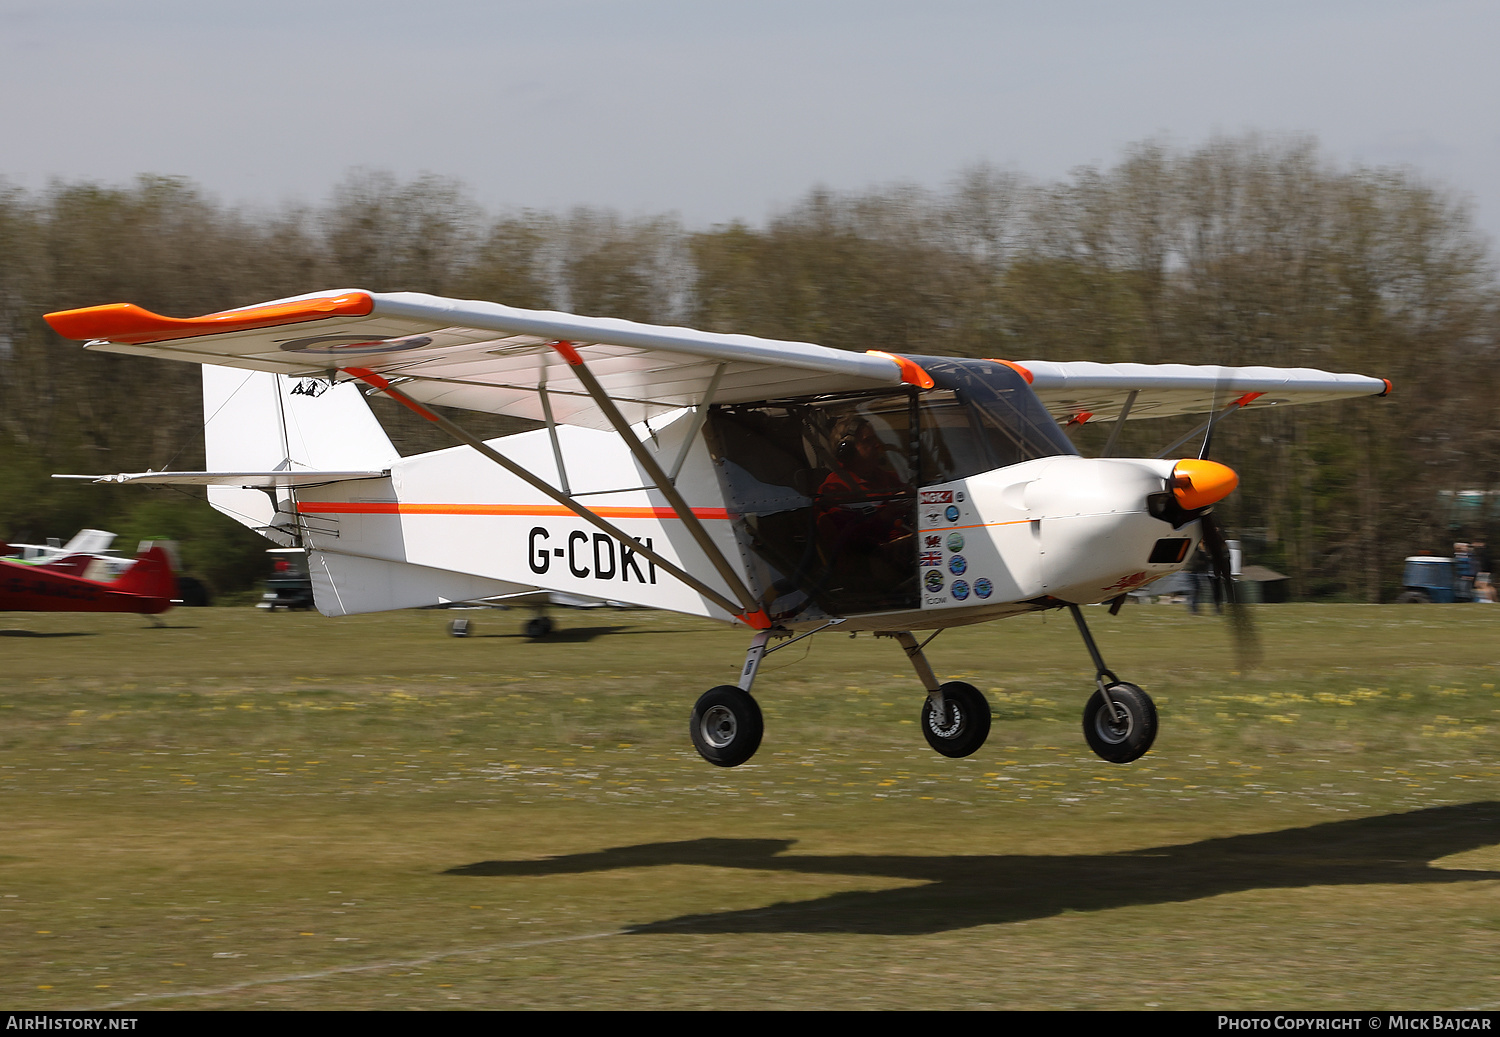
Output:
[1455, 542, 1477, 602]
[1470, 538, 1491, 578]
[1184, 545, 1218, 615]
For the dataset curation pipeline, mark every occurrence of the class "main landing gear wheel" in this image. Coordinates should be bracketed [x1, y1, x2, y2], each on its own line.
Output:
[690, 685, 764, 767]
[448, 617, 472, 637]
[1083, 682, 1157, 764]
[920, 681, 991, 758]
[523, 616, 554, 638]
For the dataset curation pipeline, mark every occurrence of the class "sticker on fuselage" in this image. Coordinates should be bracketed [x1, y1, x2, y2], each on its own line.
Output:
[919, 481, 1005, 611]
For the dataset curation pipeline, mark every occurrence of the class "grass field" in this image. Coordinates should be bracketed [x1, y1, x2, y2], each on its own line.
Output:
[1, 602, 1496, 1010]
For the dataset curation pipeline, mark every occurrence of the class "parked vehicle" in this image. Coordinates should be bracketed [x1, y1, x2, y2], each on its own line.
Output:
[1396, 556, 1456, 603]
[259, 549, 314, 610]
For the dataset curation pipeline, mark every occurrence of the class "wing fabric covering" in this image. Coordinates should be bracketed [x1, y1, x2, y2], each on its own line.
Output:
[1016, 360, 1389, 424]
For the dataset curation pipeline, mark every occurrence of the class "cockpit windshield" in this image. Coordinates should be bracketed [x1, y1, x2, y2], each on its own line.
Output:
[911, 355, 1078, 483]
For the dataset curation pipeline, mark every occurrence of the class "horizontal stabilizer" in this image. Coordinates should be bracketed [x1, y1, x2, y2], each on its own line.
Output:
[53, 470, 389, 487]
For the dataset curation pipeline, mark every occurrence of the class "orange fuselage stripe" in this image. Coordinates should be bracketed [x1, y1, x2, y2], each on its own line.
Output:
[295, 502, 733, 520]
[941, 519, 1030, 532]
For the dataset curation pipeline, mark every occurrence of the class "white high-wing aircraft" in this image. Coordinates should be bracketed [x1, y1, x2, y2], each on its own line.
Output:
[47, 291, 1390, 767]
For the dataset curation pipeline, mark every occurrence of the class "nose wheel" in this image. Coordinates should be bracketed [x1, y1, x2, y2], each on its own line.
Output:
[1068, 604, 1159, 764]
[1082, 682, 1157, 763]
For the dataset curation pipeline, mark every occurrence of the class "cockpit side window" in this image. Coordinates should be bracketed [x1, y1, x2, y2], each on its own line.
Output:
[918, 390, 991, 485]
[705, 390, 919, 618]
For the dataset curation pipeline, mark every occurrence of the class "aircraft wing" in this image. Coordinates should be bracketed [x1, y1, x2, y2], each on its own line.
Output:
[1014, 360, 1391, 423]
[46, 290, 911, 430]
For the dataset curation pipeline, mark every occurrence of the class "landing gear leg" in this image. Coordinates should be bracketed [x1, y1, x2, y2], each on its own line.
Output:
[886, 631, 991, 758]
[1067, 604, 1157, 763]
[689, 628, 772, 767]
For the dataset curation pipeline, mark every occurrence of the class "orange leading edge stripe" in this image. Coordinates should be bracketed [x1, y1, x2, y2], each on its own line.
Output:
[43, 292, 375, 345]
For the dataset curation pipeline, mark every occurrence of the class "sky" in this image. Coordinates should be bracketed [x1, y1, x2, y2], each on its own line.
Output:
[3, 0, 1498, 243]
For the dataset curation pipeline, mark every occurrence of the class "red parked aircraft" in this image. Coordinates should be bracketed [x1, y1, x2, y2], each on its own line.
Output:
[0, 544, 177, 615]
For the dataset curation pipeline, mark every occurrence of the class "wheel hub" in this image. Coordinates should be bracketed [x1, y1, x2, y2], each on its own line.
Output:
[700, 704, 738, 748]
[928, 702, 964, 739]
[1094, 704, 1133, 744]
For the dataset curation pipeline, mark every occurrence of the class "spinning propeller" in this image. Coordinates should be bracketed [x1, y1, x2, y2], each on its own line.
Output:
[1170, 379, 1263, 671]
[1195, 498, 1262, 670]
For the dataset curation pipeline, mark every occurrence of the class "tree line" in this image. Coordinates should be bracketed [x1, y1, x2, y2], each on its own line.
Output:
[1, 135, 1495, 600]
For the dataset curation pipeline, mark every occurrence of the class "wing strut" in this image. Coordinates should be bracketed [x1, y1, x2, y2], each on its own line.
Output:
[1101, 390, 1138, 457]
[1153, 393, 1264, 459]
[342, 366, 770, 629]
[537, 369, 571, 496]
[550, 344, 760, 613]
[667, 364, 726, 482]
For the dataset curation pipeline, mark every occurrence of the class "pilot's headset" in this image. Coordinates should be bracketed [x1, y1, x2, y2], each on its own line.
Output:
[835, 418, 870, 465]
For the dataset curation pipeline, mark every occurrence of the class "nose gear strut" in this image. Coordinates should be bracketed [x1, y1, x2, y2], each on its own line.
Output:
[1067, 604, 1157, 763]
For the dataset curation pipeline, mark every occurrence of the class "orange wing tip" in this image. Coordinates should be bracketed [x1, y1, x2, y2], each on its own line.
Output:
[1379, 379, 1393, 397]
[987, 359, 1034, 384]
[1172, 459, 1239, 510]
[44, 292, 374, 344]
[866, 350, 934, 389]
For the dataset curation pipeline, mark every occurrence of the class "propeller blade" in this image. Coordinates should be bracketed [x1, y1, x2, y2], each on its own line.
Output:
[1198, 508, 1261, 671]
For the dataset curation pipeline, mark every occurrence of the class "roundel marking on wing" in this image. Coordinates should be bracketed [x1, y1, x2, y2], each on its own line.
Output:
[278, 334, 434, 355]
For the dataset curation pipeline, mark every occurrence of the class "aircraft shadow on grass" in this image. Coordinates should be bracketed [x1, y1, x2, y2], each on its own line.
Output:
[447, 802, 1500, 935]
[485, 625, 671, 643]
[0, 629, 99, 638]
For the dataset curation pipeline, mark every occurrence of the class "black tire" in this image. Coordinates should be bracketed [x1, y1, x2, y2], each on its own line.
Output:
[1083, 682, 1157, 763]
[1394, 590, 1430, 604]
[920, 681, 991, 758]
[523, 616, 554, 638]
[690, 685, 764, 767]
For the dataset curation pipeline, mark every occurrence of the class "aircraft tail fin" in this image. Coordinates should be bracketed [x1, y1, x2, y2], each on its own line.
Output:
[111, 545, 178, 604]
[202, 366, 400, 544]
